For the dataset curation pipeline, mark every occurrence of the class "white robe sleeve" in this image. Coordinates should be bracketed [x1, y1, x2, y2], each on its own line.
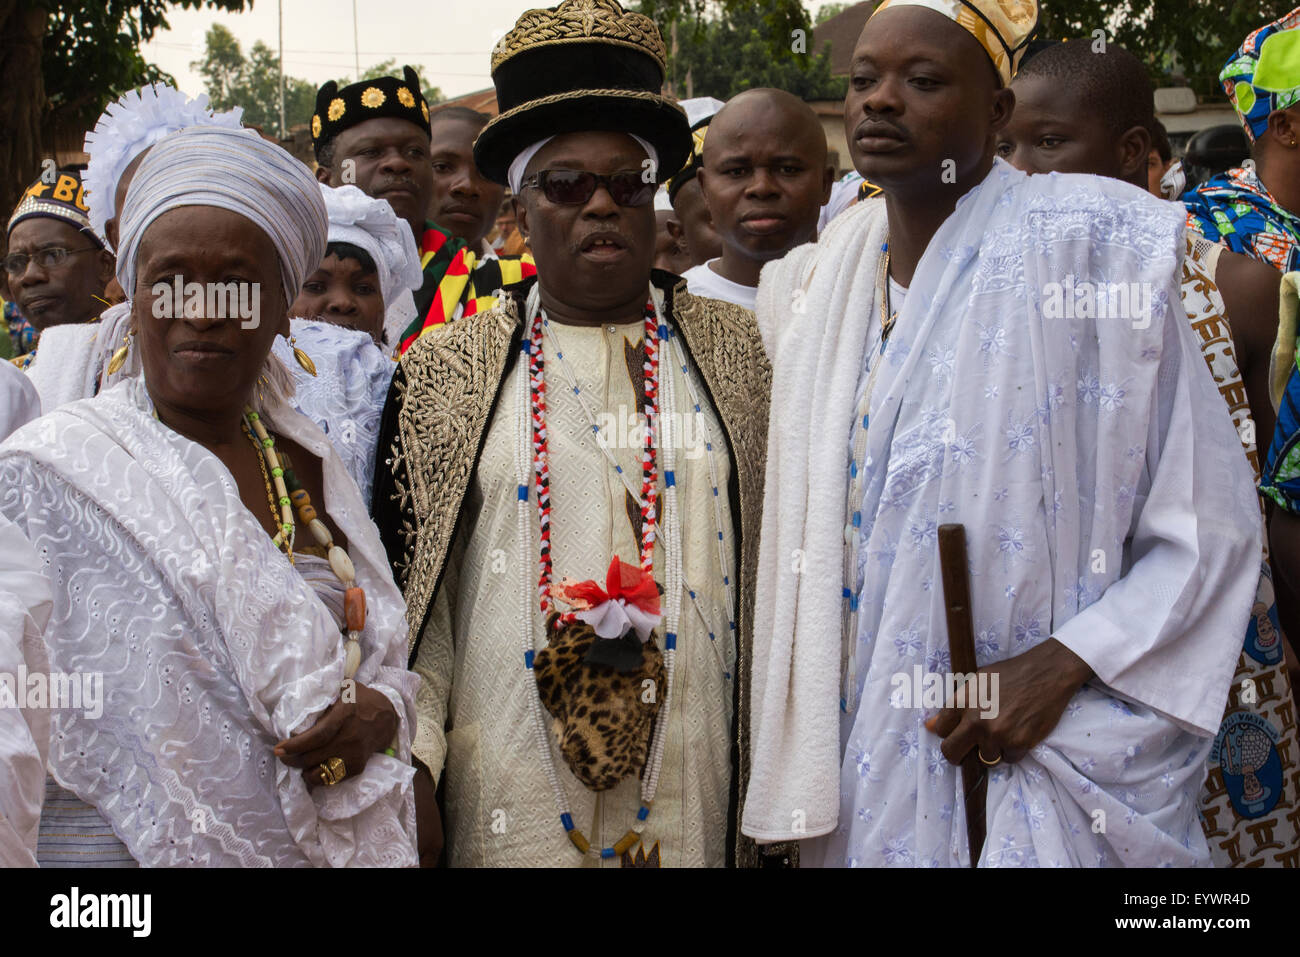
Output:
[1052, 290, 1263, 736]
[0, 512, 52, 867]
[1, 361, 40, 440]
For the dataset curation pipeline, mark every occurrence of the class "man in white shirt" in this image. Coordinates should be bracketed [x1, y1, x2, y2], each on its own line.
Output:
[686, 88, 833, 309]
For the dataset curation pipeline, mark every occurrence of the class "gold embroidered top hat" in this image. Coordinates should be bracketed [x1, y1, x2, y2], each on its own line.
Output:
[871, 0, 1038, 87]
[312, 66, 430, 162]
[473, 0, 691, 186]
[8, 166, 103, 247]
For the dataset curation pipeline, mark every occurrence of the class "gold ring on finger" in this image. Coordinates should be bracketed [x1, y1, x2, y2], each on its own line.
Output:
[325, 756, 346, 784]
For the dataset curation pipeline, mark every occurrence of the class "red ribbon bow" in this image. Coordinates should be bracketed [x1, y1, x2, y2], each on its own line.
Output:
[563, 557, 660, 617]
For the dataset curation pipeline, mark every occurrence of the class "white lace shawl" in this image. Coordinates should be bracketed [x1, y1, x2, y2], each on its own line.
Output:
[0, 376, 417, 866]
[272, 319, 394, 506]
[745, 162, 1262, 852]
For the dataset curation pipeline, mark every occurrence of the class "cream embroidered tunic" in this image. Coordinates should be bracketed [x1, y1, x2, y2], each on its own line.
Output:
[414, 319, 737, 867]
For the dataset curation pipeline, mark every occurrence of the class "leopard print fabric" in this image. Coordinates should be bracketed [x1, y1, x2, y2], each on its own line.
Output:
[533, 613, 666, 791]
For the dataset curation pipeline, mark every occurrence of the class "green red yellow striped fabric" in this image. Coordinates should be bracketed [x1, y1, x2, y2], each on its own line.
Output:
[400, 222, 536, 354]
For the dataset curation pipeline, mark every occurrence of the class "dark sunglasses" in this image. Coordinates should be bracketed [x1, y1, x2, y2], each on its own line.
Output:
[521, 169, 657, 208]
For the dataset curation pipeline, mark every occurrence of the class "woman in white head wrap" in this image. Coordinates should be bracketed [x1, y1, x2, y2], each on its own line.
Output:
[0, 125, 418, 867]
[24, 83, 244, 412]
[273, 183, 421, 503]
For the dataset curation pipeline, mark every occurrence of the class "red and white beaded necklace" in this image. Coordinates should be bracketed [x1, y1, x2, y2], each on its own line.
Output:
[515, 282, 684, 860]
[529, 298, 660, 610]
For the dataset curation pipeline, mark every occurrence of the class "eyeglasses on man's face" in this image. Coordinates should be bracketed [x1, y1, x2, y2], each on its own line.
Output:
[522, 169, 657, 208]
[2, 246, 101, 276]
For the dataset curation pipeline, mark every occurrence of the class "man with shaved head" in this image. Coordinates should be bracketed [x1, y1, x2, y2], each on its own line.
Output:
[745, 0, 1263, 868]
[687, 88, 833, 309]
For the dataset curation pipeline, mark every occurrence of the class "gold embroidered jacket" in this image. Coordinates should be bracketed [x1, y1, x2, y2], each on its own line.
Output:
[371, 270, 788, 867]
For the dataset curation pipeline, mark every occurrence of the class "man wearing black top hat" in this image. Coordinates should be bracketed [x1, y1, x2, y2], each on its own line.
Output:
[311, 68, 534, 352]
[372, 0, 790, 868]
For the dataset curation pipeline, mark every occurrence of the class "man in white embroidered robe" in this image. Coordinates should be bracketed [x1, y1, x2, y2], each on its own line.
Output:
[742, 0, 1263, 867]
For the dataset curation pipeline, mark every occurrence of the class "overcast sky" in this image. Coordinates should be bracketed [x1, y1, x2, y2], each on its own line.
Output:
[141, 0, 842, 102]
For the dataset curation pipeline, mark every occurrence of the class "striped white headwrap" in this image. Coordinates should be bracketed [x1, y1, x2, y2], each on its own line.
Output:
[116, 126, 328, 309]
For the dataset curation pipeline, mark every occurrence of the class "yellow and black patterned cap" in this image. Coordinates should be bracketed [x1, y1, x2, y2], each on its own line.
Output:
[312, 66, 430, 161]
[8, 166, 103, 246]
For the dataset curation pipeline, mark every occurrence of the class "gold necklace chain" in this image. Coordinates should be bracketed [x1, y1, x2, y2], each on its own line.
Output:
[878, 242, 898, 343]
[241, 418, 281, 537]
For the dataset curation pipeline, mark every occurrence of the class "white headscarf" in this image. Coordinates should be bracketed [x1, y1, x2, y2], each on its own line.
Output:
[1160, 159, 1187, 201]
[116, 126, 328, 310]
[677, 96, 725, 127]
[507, 134, 658, 195]
[83, 83, 244, 248]
[318, 184, 422, 312]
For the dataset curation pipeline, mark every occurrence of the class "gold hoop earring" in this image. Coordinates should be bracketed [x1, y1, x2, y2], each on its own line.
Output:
[107, 328, 134, 376]
[290, 334, 317, 377]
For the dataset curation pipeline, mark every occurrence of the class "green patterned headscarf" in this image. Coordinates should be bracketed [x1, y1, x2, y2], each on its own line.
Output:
[1222, 6, 1300, 143]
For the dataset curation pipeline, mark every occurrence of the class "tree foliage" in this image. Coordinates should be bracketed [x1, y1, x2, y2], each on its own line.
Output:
[638, 1, 1300, 102]
[813, 2, 853, 26]
[634, 0, 846, 101]
[194, 23, 315, 135]
[41, 0, 249, 127]
[0, 0, 248, 217]
[193, 35, 451, 138]
[1039, 0, 1299, 99]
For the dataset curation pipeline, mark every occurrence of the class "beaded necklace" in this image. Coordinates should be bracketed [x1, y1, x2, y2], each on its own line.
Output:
[842, 240, 896, 714]
[541, 296, 736, 681]
[241, 418, 281, 532]
[243, 408, 297, 561]
[242, 407, 365, 680]
[659, 318, 737, 679]
[515, 282, 684, 861]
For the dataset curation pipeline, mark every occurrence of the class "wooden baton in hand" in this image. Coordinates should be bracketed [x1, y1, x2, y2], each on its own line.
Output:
[937, 524, 987, 868]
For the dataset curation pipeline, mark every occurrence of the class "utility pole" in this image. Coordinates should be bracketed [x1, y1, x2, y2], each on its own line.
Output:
[669, 18, 677, 98]
[353, 0, 361, 80]
[277, 0, 286, 138]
